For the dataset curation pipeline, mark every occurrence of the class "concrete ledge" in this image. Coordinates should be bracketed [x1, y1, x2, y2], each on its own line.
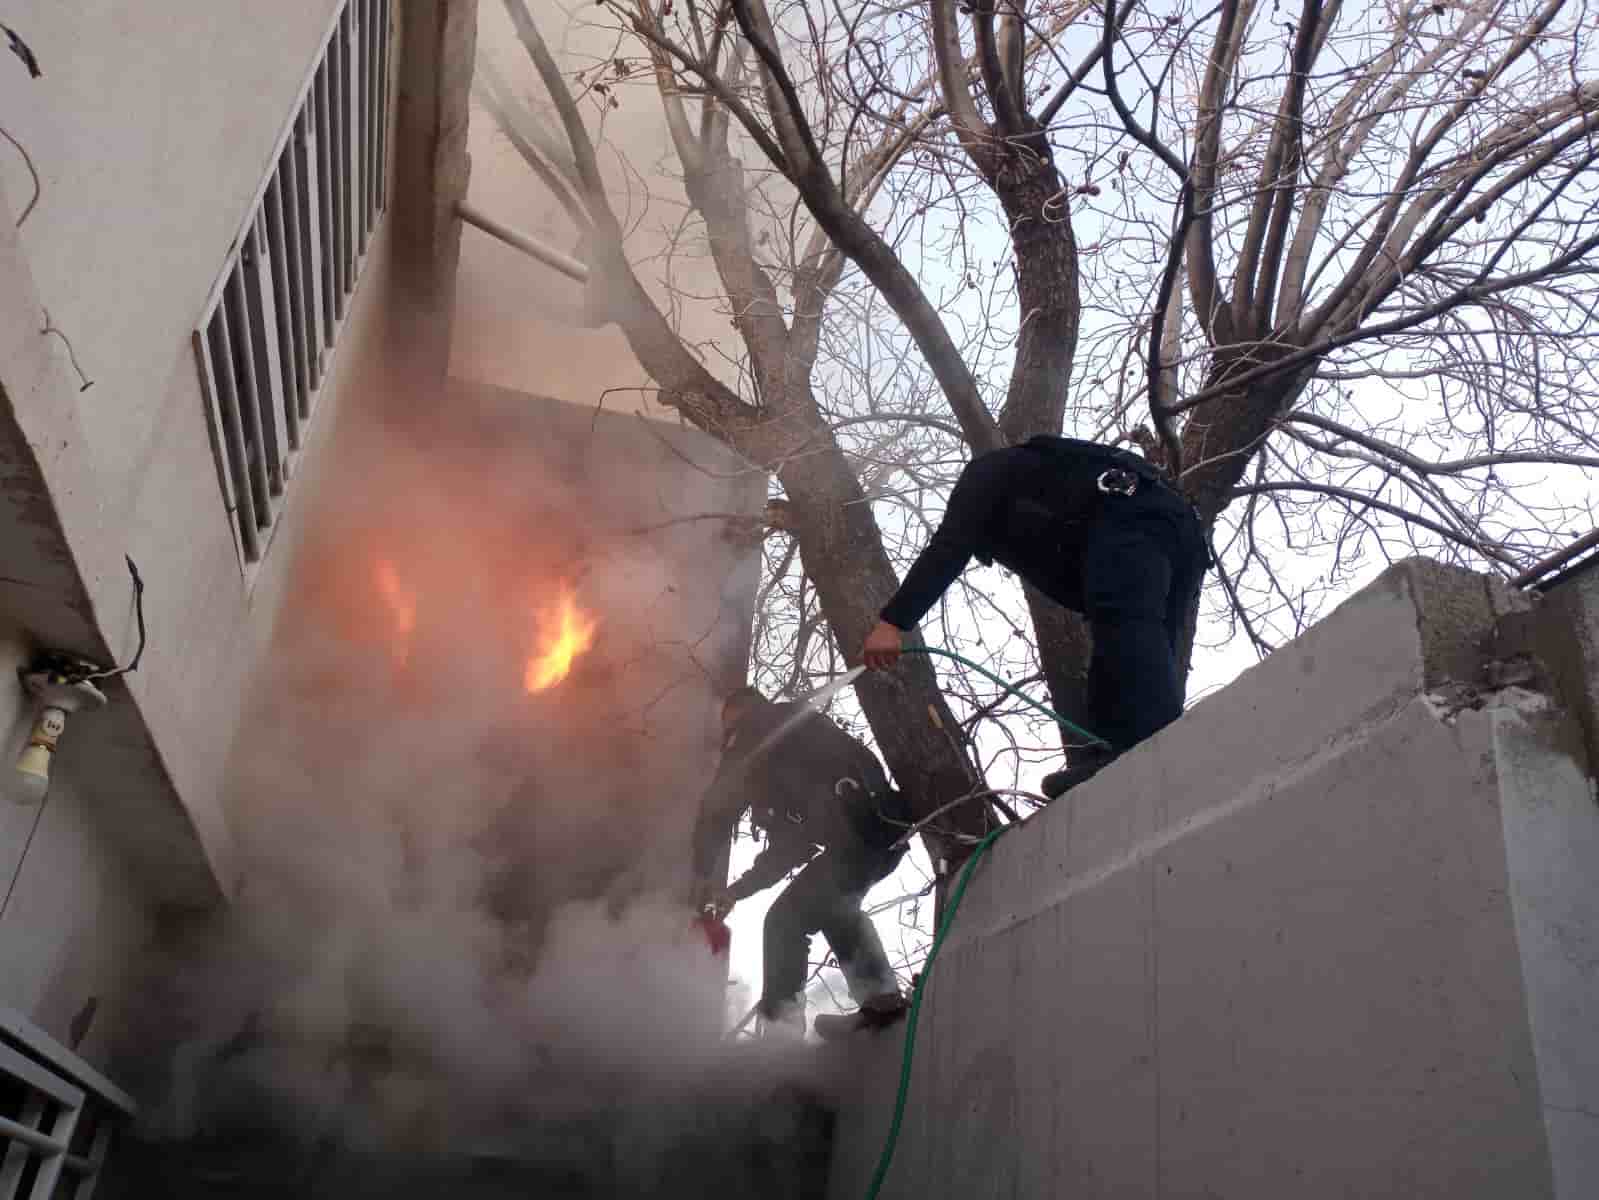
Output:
[1489, 694, 1599, 1196]
[947, 559, 1526, 949]
[828, 562, 1598, 1200]
[1529, 565, 1599, 773]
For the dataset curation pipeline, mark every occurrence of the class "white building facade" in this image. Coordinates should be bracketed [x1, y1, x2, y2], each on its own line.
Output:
[0, 0, 474, 1065]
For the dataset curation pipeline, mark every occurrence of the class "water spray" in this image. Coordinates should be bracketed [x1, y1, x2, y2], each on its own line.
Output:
[798, 664, 865, 712]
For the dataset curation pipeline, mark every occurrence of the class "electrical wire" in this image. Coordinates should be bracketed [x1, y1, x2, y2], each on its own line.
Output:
[0, 792, 51, 926]
[0, 124, 40, 225]
[81, 557, 146, 680]
[55, 557, 146, 684]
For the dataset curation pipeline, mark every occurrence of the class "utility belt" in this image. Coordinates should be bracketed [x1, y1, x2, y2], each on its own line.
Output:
[985, 436, 1207, 577]
[835, 777, 911, 853]
[1022, 435, 1186, 508]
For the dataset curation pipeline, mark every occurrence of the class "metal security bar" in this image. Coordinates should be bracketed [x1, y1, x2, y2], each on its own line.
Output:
[0, 1008, 135, 1200]
[195, 0, 394, 567]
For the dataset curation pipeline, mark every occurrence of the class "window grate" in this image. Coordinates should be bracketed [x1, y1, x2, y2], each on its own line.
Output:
[195, 0, 393, 567]
[0, 1008, 135, 1200]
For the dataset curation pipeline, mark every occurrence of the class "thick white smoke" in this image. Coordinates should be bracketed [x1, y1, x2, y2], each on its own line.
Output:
[125, 389, 836, 1188]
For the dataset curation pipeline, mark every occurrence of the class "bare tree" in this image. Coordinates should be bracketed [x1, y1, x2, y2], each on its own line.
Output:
[480, 0, 1598, 861]
[1098, 0, 1599, 644]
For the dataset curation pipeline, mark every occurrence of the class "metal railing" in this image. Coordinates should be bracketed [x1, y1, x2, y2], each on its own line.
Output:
[0, 1008, 135, 1199]
[1515, 527, 1599, 592]
[194, 0, 394, 567]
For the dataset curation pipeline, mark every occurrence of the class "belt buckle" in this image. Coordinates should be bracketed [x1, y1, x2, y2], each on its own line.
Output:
[1097, 467, 1139, 497]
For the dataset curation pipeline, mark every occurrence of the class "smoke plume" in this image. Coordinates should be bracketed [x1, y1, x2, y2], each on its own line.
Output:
[121, 386, 835, 1194]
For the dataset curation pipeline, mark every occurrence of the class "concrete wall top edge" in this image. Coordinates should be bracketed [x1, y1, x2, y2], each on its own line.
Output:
[939, 559, 1561, 952]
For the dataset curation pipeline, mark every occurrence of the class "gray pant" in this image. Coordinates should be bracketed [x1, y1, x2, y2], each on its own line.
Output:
[760, 845, 903, 1015]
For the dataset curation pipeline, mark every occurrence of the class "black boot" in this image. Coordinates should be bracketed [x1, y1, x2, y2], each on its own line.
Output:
[1041, 744, 1119, 799]
[812, 991, 909, 1041]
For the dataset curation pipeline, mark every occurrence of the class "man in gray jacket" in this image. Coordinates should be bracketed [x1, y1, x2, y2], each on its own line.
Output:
[694, 687, 910, 1038]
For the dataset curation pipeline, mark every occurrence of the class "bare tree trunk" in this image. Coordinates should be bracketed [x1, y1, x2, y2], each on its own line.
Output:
[992, 154, 1093, 752]
[1181, 349, 1309, 523]
[1023, 586, 1096, 751]
[774, 415, 989, 857]
[995, 162, 1081, 444]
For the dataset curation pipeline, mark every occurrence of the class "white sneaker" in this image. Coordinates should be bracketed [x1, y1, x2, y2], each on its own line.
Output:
[755, 1001, 806, 1040]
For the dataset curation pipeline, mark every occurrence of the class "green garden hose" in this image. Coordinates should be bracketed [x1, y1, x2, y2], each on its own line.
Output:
[862, 650, 1104, 1198]
[901, 644, 1109, 748]
[864, 824, 1006, 1200]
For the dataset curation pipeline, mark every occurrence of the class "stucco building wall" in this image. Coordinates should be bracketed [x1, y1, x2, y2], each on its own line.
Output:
[0, 0, 413, 1057]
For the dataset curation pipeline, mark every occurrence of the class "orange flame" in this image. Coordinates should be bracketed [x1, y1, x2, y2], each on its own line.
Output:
[525, 585, 598, 693]
[375, 559, 417, 668]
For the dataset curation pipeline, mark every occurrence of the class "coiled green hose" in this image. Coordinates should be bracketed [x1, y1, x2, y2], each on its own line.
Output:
[864, 824, 1005, 1200]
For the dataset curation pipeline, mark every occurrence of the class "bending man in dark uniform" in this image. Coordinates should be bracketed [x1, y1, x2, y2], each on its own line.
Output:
[862, 436, 1208, 797]
[694, 687, 909, 1038]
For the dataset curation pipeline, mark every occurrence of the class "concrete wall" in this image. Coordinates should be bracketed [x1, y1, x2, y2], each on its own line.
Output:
[390, 0, 478, 383]
[827, 560, 1599, 1200]
[0, 1, 416, 1060]
[1533, 563, 1599, 773]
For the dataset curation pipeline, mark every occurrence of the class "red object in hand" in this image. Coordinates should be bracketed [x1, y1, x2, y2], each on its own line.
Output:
[693, 912, 732, 957]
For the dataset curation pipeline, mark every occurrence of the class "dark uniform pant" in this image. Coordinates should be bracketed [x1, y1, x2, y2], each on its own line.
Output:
[760, 844, 903, 1015]
[1079, 489, 1208, 753]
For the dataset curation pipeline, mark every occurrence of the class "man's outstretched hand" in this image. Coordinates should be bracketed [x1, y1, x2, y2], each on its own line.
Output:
[694, 880, 737, 918]
[862, 620, 904, 670]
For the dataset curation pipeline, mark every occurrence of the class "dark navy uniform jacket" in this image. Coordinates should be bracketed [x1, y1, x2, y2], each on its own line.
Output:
[881, 436, 1196, 629]
[696, 701, 901, 901]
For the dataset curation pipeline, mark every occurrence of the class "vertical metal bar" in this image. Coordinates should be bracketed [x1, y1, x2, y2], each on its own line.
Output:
[364, 0, 380, 232]
[0, 1094, 45, 1200]
[208, 304, 265, 561]
[263, 174, 302, 451]
[348, 0, 362, 254]
[27, 1096, 82, 1198]
[358, 0, 371, 232]
[195, 325, 255, 564]
[339, 6, 358, 289]
[222, 269, 273, 539]
[315, 60, 339, 335]
[375, 0, 391, 211]
[276, 143, 313, 420]
[327, 16, 348, 312]
[295, 104, 328, 386]
[242, 218, 287, 496]
[70, 1120, 116, 1200]
[355, 0, 371, 252]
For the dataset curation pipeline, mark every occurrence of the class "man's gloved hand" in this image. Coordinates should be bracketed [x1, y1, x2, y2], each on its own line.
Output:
[862, 620, 904, 670]
[693, 879, 736, 918]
